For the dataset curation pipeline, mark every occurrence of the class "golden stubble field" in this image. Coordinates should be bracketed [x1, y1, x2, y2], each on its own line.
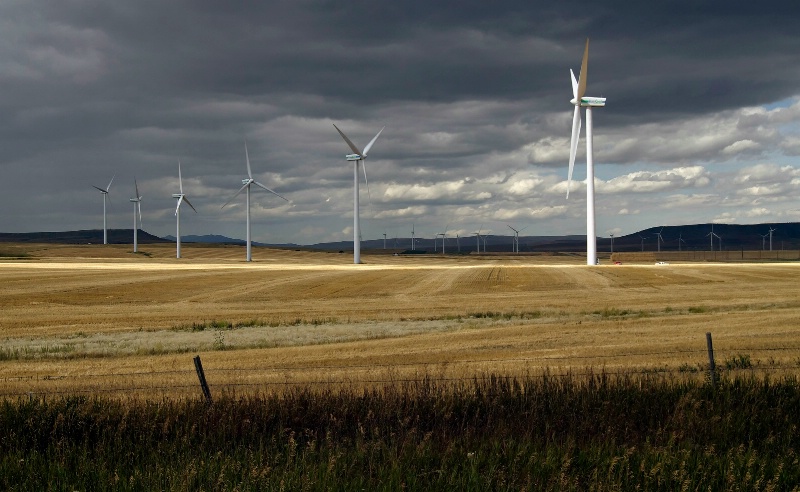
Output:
[1, 242, 799, 398]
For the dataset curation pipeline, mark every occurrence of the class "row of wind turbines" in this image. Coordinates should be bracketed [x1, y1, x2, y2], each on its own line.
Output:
[92, 38, 603, 265]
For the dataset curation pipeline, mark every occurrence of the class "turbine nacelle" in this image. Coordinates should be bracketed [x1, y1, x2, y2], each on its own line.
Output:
[172, 193, 183, 199]
[242, 178, 253, 185]
[570, 96, 606, 107]
[345, 153, 362, 161]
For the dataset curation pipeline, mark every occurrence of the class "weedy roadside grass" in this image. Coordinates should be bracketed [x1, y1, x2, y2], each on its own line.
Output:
[1, 372, 798, 490]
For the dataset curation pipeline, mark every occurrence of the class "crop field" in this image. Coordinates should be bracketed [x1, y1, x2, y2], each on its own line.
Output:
[1, 242, 799, 398]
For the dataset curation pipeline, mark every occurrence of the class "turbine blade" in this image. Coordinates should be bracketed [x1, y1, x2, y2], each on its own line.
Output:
[106, 175, 115, 192]
[134, 178, 140, 200]
[178, 161, 184, 194]
[175, 196, 184, 216]
[362, 126, 385, 156]
[570, 69, 578, 99]
[567, 106, 582, 199]
[137, 202, 142, 230]
[361, 160, 371, 202]
[253, 181, 289, 201]
[183, 196, 198, 213]
[333, 124, 362, 155]
[244, 141, 253, 179]
[576, 38, 589, 101]
[92, 185, 107, 193]
[221, 183, 249, 209]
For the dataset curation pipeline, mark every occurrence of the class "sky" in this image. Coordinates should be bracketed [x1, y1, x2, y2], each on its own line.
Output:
[2, 0, 800, 245]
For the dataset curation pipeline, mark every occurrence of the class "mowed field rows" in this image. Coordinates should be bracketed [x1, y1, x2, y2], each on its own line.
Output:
[1, 243, 799, 397]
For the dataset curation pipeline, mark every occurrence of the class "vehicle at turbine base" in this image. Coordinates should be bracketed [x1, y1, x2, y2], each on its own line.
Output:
[655, 261, 669, 265]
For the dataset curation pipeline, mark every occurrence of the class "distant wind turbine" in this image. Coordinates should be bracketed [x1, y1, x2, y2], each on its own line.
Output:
[92, 175, 115, 244]
[173, 161, 197, 259]
[706, 225, 720, 252]
[566, 38, 606, 266]
[677, 233, 686, 251]
[768, 227, 777, 251]
[129, 178, 143, 253]
[760, 233, 769, 251]
[333, 123, 385, 264]
[507, 225, 528, 253]
[609, 233, 614, 254]
[654, 227, 665, 253]
[221, 141, 288, 262]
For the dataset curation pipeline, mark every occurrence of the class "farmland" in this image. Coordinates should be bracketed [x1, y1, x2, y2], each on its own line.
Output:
[1, 243, 799, 396]
[2, 243, 800, 489]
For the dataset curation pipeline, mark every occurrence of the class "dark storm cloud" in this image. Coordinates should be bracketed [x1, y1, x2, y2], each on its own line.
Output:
[2, 0, 800, 240]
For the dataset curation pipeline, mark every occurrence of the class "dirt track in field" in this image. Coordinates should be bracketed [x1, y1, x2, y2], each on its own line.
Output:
[1, 243, 799, 396]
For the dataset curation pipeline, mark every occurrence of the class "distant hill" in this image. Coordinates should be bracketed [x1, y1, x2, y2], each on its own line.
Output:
[1, 223, 798, 252]
[0, 229, 170, 244]
[162, 234, 301, 248]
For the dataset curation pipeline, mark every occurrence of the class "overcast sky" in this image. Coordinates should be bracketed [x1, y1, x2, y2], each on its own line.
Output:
[2, 1, 800, 245]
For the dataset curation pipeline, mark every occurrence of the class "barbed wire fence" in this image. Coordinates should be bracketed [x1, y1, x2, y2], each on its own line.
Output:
[1, 333, 799, 399]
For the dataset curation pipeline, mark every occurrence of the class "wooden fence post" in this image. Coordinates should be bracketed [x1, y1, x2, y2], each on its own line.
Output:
[706, 332, 717, 388]
[193, 355, 213, 404]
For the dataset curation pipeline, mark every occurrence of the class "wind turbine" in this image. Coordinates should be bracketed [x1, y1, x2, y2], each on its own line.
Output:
[92, 175, 115, 244]
[382, 233, 387, 249]
[221, 141, 288, 262]
[654, 227, 665, 253]
[706, 225, 720, 252]
[566, 38, 606, 266]
[768, 227, 777, 251]
[507, 225, 520, 253]
[411, 224, 416, 251]
[473, 225, 483, 253]
[760, 233, 768, 251]
[173, 161, 197, 259]
[129, 178, 143, 253]
[678, 233, 686, 252]
[609, 233, 614, 254]
[639, 235, 646, 252]
[437, 223, 450, 254]
[333, 123, 385, 264]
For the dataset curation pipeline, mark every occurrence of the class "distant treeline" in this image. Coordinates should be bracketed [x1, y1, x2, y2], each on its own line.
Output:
[1, 372, 798, 490]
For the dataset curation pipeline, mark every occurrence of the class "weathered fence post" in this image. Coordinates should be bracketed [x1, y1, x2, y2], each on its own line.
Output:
[705, 332, 717, 388]
[193, 355, 213, 404]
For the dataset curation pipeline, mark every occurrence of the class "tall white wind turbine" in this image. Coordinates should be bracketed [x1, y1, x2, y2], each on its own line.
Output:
[92, 175, 115, 244]
[129, 178, 143, 253]
[221, 142, 288, 262]
[566, 38, 606, 266]
[173, 161, 197, 259]
[333, 123, 385, 265]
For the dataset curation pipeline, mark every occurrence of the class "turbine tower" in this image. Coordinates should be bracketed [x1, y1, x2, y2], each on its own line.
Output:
[222, 141, 288, 262]
[92, 175, 115, 244]
[768, 227, 777, 251]
[129, 178, 143, 253]
[706, 225, 720, 252]
[333, 123, 385, 264]
[173, 161, 197, 259]
[566, 38, 606, 266]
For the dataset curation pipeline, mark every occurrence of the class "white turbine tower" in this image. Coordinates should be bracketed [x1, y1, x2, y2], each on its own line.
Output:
[769, 227, 776, 251]
[92, 175, 115, 244]
[221, 142, 288, 262]
[654, 227, 665, 253]
[333, 123, 385, 264]
[173, 161, 197, 259]
[129, 178, 143, 253]
[566, 38, 606, 266]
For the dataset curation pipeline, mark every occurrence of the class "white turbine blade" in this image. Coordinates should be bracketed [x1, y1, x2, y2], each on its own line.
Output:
[361, 161, 371, 202]
[570, 69, 578, 99]
[244, 141, 253, 179]
[221, 183, 249, 209]
[253, 181, 289, 202]
[178, 161, 184, 194]
[333, 124, 362, 155]
[362, 126, 385, 157]
[175, 196, 184, 216]
[92, 185, 107, 193]
[577, 38, 589, 101]
[137, 202, 142, 230]
[106, 174, 115, 192]
[567, 105, 581, 199]
[134, 178, 140, 200]
[183, 196, 198, 213]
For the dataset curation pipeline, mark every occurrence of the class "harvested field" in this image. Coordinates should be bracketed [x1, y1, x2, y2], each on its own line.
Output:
[1, 243, 799, 397]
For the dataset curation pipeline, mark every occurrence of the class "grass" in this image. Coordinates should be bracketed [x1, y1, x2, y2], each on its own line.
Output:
[1, 372, 798, 490]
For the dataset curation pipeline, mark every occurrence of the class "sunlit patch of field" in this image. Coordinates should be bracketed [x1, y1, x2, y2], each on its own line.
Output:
[1, 243, 799, 397]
